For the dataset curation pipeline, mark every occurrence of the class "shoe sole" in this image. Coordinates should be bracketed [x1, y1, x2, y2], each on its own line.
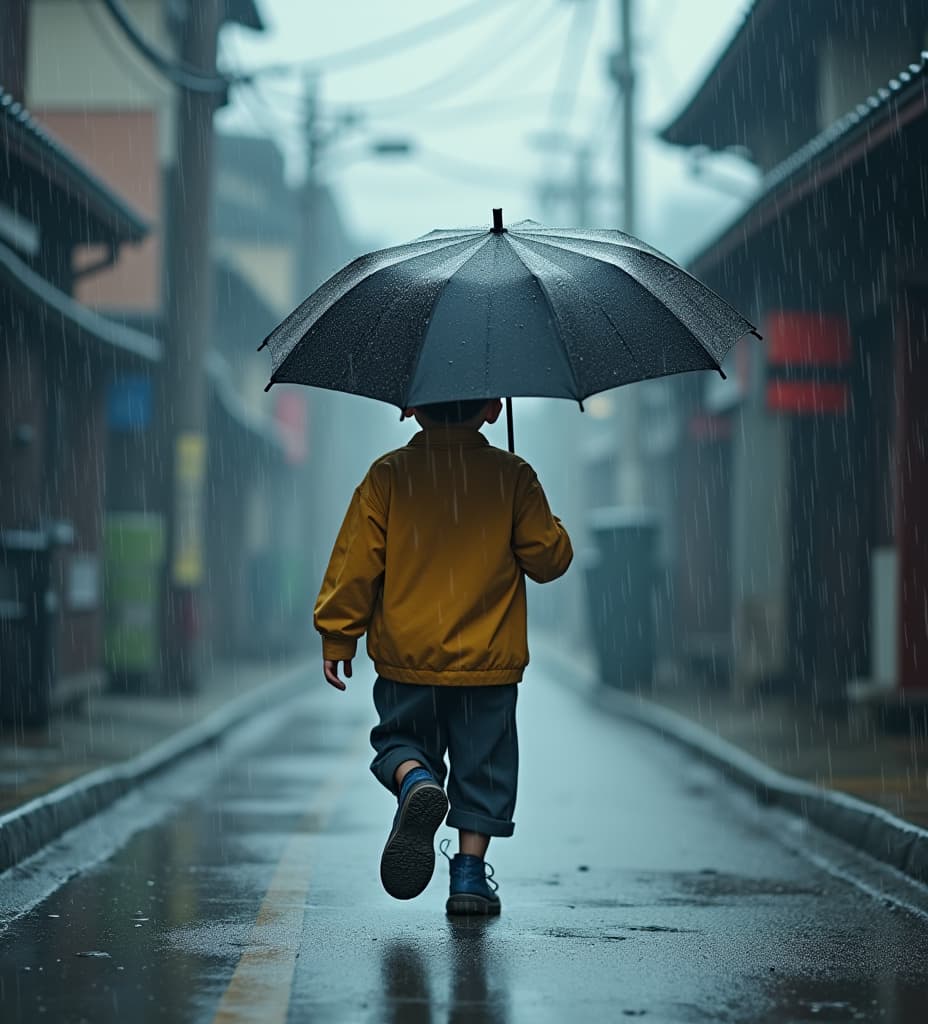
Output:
[380, 783, 448, 900]
[445, 894, 501, 917]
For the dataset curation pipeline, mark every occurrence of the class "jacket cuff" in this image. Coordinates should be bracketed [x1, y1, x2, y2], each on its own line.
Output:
[321, 635, 358, 661]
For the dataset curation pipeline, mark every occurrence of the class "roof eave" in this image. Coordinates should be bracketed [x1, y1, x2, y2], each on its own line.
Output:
[225, 0, 265, 31]
[688, 57, 928, 278]
[659, 0, 775, 150]
[0, 239, 161, 362]
[1, 92, 150, 245]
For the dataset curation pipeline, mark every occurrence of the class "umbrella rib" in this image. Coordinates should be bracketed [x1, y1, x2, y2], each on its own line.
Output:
[512, 234, 736, 372]
[513, 227, 670, 262]
[504, 240, 587, 401]
[402, 236, 492, 406]
[517, 232, 756, 356]
[264, 233, 485, 368]
[272, 236, 488, 399]
[507, 236, 646, 387]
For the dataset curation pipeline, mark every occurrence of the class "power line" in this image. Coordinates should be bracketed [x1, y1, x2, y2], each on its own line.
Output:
[547, 0, 597, 129]
[414, 145, 534, 190]
[99, 0, 238, 92]
[248, 0, 519, 78]
[413, 3, 574, 117]
[366, 92, 604, 126]
[230, 5, 575, 154]
[342, 3, 555, 117]
[80, 0, 175, 96]
[222, 33, 303, 146]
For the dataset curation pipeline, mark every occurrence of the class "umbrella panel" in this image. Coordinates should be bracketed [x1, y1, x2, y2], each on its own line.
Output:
[265, 220, 757, 413]
[272, 236, 485, 407]
[509, 237, 721, 397]
[407, 235, 580, 406]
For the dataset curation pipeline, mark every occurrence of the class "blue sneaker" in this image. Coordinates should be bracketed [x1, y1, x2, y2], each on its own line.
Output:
[380, 768, 448, 900]
[442, 839, 502, 916]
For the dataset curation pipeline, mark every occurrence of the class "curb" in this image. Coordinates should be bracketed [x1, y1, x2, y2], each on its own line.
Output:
[535, 643, 928, 888]
[0, 662, 310, 873]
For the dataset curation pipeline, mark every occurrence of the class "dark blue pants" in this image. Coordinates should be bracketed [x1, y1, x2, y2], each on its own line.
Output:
[370, 677, 519, 837]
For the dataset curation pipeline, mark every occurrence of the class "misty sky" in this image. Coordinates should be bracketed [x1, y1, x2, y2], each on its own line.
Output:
[219, 0, 755, 255]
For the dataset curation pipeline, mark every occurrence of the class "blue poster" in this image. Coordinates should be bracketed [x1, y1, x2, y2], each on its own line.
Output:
[107, 374, 152, 431]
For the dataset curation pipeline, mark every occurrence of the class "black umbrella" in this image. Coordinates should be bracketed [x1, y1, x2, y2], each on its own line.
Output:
[259, 209, 759, 451]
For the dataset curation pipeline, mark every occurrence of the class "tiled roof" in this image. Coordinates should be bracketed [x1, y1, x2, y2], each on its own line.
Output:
[660, 0, 771, 147]
[757, 51, 928, 196]
[0, 87, 148, 243]
[689, 51, 928, 274]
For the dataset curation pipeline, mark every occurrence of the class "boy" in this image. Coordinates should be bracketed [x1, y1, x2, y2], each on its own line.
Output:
[315, 397, 572, 916]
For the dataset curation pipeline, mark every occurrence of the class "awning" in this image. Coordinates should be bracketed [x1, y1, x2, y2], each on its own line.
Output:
[0, 239, 160, 362]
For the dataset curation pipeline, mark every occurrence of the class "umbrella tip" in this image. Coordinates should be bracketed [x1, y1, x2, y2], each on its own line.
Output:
[264, 380, 274, 393]
[492, 208, 504, 234]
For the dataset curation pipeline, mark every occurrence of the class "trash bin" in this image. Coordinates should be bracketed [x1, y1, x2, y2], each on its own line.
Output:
[585, 508, 658, 692]
[104, 514, 164, 693]
[0, 528, 58, 727]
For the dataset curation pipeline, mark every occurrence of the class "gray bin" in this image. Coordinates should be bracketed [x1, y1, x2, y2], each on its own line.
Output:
[585, 508, 657, 692]
[0, 529, 57, 727]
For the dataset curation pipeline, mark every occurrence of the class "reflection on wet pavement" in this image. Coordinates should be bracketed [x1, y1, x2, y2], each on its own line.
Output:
[1, 669, 928, 1022]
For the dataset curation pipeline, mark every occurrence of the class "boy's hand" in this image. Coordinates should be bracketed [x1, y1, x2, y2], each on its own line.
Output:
[323, 658, 352, 691]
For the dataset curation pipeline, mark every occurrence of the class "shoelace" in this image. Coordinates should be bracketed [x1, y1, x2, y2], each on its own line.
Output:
[439, 838, 499, 893]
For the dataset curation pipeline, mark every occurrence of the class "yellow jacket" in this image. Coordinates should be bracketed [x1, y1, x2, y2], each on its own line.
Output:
[315, 427, 572, 685]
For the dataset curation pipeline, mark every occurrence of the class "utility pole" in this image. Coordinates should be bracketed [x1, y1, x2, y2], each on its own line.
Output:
[573, 145, 592, 229]
[297, 73, 320, 295]
[615, 0, 636, 235]
[161, 0, 223, 693]
[609, 0, 643, 507]
[296, 73, 339, 584]
[0, 0, 29, 100]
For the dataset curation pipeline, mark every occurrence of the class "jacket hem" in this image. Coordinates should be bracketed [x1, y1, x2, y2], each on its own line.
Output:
[373, 662, 524, 686]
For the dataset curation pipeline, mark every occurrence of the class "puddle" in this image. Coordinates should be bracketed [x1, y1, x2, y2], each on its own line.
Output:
[636, 870, 823, 906]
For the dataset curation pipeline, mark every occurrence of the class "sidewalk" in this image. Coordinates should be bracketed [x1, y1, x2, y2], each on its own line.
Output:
[538, 640, 928, 831]
[649, 667, 928, 830]
[0, 654, 313, 817]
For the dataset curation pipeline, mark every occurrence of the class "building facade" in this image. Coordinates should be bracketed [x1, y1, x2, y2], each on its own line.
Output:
[0, 86, 158, 723]
[660, 0, 928, 706]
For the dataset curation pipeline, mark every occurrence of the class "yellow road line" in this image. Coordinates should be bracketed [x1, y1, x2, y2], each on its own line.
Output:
[212, 719, 370, 1024]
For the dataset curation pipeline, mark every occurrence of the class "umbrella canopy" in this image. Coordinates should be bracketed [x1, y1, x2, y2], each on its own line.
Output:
[260, 209, 758, 417]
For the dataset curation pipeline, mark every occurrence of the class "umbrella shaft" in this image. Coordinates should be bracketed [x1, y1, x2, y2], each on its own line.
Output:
[506, 397, 514, 453]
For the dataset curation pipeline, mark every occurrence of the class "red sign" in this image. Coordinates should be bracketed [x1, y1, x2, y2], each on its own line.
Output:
[766, 380, 849, 415]
[274, 392, 308, 464]
[766, 311, 852, 367]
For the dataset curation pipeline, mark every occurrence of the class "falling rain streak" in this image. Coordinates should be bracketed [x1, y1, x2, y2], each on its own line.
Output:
[2, 1, 928, 1022]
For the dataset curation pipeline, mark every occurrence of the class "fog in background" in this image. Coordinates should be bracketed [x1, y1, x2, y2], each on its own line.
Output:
[217, 0, 753, 592]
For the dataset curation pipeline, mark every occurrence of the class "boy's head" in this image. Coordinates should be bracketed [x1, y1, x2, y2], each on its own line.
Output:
[403, 398, 502, 430]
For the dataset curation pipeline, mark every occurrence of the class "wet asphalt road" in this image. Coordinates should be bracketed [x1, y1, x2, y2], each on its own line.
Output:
[2, 663, 928, 1023]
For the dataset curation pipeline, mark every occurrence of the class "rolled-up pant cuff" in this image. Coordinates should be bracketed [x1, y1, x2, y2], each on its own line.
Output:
[446, 808, 514, 838]
[371, 745, 439, 795]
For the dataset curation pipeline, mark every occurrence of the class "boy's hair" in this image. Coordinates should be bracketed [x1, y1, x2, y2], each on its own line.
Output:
[417, 399, 489, 424]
